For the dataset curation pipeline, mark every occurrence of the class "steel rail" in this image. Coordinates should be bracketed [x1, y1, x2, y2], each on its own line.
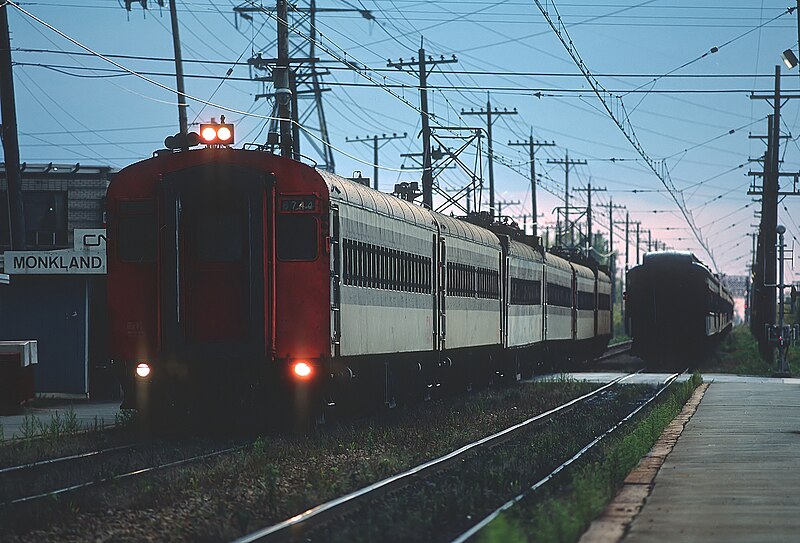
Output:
[0, 443, 139, 476]
[233, 371, 641, 543]
[2, 444, 246, 506]
[450, 371, 686, 543]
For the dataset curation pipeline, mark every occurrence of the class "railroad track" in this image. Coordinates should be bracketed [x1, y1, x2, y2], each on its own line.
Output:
[233, 371, 646, 543]
[0, 439, 246, 507]
[450, 371, 685, 542]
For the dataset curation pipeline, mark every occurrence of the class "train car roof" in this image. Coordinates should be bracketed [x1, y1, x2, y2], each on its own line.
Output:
[320, 170, 500, 247]
[634, 250, 733, 298]
[507, 239, 544, 262]
[320, 170, 432, 226]
[435, 214, 501, 247]
[642, 250, 698, 267]
[570, 260, 595, 279]
[544, 251, 572, 271]
[640, 250, 719, 277]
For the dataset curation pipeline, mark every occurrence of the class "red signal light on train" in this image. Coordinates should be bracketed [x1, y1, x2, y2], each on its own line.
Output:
[199, 121, 235, 145]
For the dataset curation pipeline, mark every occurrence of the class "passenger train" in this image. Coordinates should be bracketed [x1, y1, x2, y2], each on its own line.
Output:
[106, 141, 612, 418]
[625, 251, 734, 366]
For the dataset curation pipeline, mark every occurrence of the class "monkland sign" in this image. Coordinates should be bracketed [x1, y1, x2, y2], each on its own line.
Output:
[5, 229, 107, 275]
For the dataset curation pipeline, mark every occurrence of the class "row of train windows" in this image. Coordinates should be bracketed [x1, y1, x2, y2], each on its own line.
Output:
[511, 279, 612, 310]
[342, 239, 432, 293]
[446, 262, 500, 299]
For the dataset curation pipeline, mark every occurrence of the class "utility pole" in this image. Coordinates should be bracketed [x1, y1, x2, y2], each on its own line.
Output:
[0, 2, 25, 249]
[648, 229, 652, 252]
[389, 39, 457, 209]
[346, 133, 407, 190]
[496, 199, 520, 219]
[125, 1, 188, 144]
[548, 152, 587, 247]
[167, 0, 188, 141]
[574, 182, 606, 256]
[625, 212, 630, 273]
[462, 93, 517, 218]
[748, 65, 794, 362]
[635, 222, 641, 264]
[607, 200, 625, 333]
[776, 225, 791, 374]
[275, 0, 293, 157]
[622, 211, 631, 331]
[509, 134, 554, 237]
[237, 1, 372, 170]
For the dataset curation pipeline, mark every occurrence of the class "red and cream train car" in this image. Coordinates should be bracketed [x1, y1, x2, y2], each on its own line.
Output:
[107, 148, 611, 415]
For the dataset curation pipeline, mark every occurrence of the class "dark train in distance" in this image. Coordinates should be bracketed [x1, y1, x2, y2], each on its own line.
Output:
[106, 143, 613, 419]
[625, 251, 734, 366]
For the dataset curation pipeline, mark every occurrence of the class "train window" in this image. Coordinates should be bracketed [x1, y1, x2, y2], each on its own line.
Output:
[476, 267, 499, 299]
[356, 242, 364, 286]
[367, 244, 374, 288]
[546, 283, 572, 308]
[598, 293, 611, 310]
[117, 209, 156, 263]
[576, 291, 595, 310]
[194, 213, 243, 262]
[342, 239, 352, 285]
[447, 262, 475, 297]
[277, 215, 318, 261]
[511, 278, 541, 305]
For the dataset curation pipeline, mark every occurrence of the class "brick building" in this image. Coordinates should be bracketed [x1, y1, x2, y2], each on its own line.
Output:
[0, 163, 112, 249]
[0, 163, 117, 399]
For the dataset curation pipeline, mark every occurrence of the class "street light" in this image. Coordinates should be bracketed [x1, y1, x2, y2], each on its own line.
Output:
[782, 49, 799, 70]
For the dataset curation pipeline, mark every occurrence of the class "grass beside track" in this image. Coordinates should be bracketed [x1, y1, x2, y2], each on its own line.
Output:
[704, 325, 800, 375]
[476, 373, 703, 543]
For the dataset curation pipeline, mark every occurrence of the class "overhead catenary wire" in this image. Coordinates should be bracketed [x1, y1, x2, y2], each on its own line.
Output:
[5, 0, 425, 172]
[533, 0, 721, 272]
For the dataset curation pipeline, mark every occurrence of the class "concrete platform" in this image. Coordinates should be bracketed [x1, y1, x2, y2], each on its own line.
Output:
[0, 401, 121, 440]
[624, 379, 800, 543]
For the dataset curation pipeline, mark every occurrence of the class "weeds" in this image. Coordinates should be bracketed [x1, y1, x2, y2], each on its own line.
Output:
[13, 407, 85, 442]
[114, 409, 137, 429]
[706, 326, 800, 375]
[479, 374, 703, 543]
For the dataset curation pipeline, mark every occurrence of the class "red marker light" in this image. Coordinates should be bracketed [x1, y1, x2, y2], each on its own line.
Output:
[217, 126, 232, 142]
[201, 126, 218, 142]
[199, 121, 235, 145]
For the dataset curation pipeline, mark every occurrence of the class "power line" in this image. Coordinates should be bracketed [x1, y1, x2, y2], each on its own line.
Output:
[534, 0, 719, 272]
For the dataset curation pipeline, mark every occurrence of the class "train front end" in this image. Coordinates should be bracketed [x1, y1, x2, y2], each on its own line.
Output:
[107, 146, 332, 420]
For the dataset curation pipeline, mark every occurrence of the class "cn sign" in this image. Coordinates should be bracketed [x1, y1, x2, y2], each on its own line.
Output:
[5, 229, 107, 275]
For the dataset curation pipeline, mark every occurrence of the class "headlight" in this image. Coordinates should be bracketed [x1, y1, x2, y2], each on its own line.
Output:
[136, 363, 151, 378]
[292, 361, 312, 379]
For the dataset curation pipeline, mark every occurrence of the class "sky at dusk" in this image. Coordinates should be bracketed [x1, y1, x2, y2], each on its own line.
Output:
[4, 0, 800, 285]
